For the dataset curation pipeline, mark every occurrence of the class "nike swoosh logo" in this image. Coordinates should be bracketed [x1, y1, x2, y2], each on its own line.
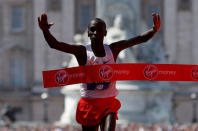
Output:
[103, 59, 111, 64]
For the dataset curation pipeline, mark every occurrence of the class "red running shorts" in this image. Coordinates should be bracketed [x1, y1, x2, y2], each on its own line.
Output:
[76, 96, 121, 126]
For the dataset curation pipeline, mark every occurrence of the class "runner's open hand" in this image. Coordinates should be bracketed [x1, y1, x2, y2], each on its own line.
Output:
[38, 13, 54, 31]
[152, 13, 161, 32]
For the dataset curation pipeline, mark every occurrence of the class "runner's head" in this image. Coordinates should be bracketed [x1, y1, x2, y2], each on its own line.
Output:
[88, 18, 107, 44]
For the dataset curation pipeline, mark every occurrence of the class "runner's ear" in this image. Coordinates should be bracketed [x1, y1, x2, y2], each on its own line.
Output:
[104, 30, 107, 36]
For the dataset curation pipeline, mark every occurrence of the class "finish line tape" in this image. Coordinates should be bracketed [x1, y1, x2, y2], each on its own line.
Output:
[42, 63, 198, 88]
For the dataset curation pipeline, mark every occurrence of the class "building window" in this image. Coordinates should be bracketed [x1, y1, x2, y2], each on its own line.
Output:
[178, 0, 192, 11]
[80, 5, 91, 30]
[47, 0, 62, 11]
[10, 59, 26, 87]
[11, 6, 24, 31]
[75, 0, 95, 33]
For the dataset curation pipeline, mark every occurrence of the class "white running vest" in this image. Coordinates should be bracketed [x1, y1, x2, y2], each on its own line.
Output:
[80, 44, 119, 98]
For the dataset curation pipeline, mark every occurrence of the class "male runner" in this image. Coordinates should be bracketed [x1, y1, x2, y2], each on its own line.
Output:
[38, 13, 161, 131]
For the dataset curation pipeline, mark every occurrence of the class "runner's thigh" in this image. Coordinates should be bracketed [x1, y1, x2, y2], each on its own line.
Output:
[100, 112, 116, 131]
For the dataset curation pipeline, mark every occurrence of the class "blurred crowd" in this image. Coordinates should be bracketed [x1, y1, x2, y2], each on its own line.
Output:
[0, 123, 198, 131]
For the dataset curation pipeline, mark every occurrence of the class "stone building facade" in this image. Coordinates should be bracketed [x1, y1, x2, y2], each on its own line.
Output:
[164, 0, 198, 124]
[0, 0, 96, 123]
[0, 0, 73, 123]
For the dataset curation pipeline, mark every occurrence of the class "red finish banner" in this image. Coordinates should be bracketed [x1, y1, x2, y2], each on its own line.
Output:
[42, 63, 198, 88]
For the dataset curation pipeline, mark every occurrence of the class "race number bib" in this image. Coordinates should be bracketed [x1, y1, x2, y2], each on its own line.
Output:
[86, 82, 110, 90]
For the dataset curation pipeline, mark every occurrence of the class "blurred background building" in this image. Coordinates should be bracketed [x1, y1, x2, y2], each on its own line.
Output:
[0, 0, 197, 126]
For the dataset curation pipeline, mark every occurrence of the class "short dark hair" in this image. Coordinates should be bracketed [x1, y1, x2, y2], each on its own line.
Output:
[88, 18, 106, 28]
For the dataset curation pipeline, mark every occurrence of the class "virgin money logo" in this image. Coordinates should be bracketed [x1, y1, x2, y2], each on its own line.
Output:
[144, 65, 159, 80]
[99, 65, 113, 80]
[192, 67, 198, 80]
[55, 70, 69, 85]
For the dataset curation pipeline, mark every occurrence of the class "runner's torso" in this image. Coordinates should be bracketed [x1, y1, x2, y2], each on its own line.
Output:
[80, 44, 118, 98]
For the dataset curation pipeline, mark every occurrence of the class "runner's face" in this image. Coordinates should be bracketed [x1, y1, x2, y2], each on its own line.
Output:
[88, 21, 106, 44]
